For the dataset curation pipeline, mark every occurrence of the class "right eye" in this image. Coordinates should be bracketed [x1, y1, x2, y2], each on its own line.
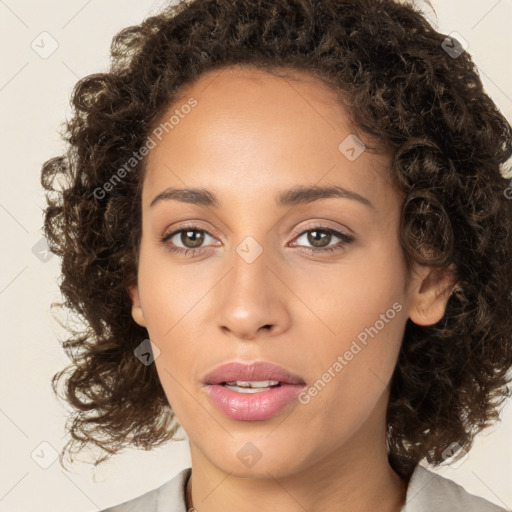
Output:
[160, 226, 218, 257]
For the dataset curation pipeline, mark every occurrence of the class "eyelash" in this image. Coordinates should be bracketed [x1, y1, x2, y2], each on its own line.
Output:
[160, 224, 354, 258]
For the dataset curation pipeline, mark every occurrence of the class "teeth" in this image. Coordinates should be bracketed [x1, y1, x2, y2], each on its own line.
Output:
[225, 380, 280, 388]
[223, 380, 280, 393]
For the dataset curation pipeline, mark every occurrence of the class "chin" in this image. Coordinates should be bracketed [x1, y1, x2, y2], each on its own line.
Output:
[200, 440, 312, 479]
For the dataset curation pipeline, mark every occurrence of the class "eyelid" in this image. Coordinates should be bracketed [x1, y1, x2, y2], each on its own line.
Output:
[288, 220, 354, 241]
[161, 221, 221, 240]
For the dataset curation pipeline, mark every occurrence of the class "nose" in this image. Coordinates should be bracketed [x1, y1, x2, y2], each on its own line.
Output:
[214, 246, 291, 341]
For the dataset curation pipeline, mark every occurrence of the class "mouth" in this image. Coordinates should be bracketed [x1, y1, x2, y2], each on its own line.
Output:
[202, 361, 306, 421]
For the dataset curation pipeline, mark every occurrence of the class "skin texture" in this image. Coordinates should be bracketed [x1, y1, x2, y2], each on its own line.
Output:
[128, 66, 455, 512]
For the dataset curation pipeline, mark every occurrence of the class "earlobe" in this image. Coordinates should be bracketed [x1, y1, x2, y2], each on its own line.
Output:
[127, 284, 147, 327]
[408, 263, 457, 326]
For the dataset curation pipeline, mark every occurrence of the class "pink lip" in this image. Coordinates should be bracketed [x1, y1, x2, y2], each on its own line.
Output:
[203, 360, 305, 385]
[202, 361, 306, 421]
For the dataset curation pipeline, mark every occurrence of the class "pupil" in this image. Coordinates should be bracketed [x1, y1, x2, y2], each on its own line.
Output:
[308, 230, 330, 247]
[182, 230, 204, 248]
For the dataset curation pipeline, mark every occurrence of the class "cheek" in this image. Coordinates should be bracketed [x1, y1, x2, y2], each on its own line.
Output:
[137, 243, 203, 339]
[334, 308, 405, 395]
[294, 292, 406, 436]
[292, 239, 407, 343]
[292, 244, 408, 408]
[136, 247, 205, 405]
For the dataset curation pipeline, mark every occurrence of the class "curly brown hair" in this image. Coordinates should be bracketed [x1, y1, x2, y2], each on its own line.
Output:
[40, 0, 512, 478]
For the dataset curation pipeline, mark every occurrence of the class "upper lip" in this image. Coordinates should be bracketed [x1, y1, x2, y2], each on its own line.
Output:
[203, 360, 306, 385]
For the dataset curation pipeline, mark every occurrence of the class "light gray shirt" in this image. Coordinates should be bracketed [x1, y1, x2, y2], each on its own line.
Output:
[101, 465, 508, 512]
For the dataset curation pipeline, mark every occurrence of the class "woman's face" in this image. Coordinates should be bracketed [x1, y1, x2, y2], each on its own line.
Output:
[129, 66, 443, 478]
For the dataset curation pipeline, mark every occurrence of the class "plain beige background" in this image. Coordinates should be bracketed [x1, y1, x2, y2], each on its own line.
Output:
[0, 0, 511, 510]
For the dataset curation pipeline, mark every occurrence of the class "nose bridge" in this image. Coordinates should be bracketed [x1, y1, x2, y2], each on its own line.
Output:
[214, 232, 289, 337]
[226, 210, 275, 286]
[229, 234, 273, 303]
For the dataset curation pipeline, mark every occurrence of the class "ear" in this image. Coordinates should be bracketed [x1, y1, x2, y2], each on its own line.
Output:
[127, 284, 147, 328]
[407, 263, 457, 326]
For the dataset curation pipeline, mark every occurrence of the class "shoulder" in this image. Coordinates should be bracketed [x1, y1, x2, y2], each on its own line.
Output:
[402, 465, 508, 512]
[100, 467, 192, 512]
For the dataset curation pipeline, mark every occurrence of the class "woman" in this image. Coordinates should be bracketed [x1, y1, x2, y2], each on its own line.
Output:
[40, 0, 512, 510]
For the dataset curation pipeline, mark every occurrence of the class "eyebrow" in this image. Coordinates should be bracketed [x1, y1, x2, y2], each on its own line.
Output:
[149, 185, 375, 210]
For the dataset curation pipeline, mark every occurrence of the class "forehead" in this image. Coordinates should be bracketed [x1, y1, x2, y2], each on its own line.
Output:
[170, 65, 348, 138]
[141, 65, 393, 211]
[182, 65, 342, 107]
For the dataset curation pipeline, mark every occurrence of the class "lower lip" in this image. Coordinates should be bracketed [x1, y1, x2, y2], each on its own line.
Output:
[204, 383, 305, 421]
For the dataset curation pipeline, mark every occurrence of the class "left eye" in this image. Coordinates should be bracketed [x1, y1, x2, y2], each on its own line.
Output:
[160, 225, 354, 256]
[292, 227, 354, 252]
